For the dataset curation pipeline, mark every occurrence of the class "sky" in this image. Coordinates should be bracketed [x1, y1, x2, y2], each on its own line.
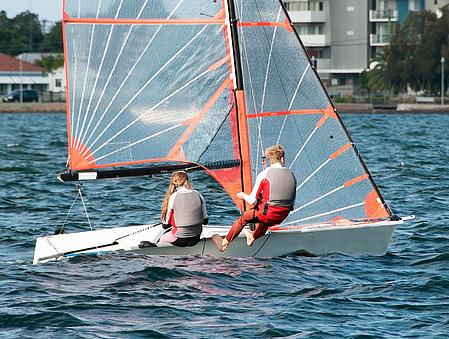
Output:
[1, 0, 62, 23]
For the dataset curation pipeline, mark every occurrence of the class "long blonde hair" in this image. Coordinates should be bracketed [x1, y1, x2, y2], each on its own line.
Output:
[161, 171, 189, 221]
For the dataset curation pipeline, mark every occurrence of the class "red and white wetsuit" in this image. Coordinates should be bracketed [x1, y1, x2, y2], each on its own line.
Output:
[225, 162, 297, 242]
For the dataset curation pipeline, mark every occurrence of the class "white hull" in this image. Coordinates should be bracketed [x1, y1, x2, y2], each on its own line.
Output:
[33, 219, 403, 264]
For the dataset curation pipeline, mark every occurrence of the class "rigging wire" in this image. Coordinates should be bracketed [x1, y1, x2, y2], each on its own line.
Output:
[77, 185, 94, 231]
[57, 188, 81, 234]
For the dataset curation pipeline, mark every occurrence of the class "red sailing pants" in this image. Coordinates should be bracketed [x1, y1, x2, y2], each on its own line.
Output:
[225, 205, 291, 242]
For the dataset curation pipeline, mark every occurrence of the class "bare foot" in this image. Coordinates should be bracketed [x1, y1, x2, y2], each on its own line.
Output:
[244, 229, 255, 246]
[211, 234, 229, 252]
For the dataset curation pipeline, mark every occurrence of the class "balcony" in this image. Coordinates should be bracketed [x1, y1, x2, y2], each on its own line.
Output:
[369, 9, 398, 22]
[288, 10, 326, 23]
[300, 34, 328, 47]
[370, 33, 390, 46]
[314, 58, 331, 70]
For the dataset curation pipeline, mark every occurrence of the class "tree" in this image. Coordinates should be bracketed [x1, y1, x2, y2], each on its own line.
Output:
[0, 11, 63, 56]
[37, 54, 64, 72]
[365, 6, 449, 95]
[39, 21, 62, 53]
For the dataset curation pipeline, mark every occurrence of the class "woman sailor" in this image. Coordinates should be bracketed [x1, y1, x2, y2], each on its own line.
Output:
[158, 171, 208, 247]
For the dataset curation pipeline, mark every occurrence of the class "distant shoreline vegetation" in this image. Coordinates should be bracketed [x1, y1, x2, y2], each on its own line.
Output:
[0, 10, 62, 57]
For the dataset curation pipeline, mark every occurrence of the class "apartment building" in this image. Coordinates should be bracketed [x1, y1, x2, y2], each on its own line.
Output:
[283, 0, 449, 94]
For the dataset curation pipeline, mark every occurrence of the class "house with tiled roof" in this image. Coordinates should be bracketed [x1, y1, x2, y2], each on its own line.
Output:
[16, 53, 66, 93]
[0, 52, 50, 96]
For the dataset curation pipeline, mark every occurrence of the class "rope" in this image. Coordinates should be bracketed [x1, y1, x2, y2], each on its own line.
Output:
[252, 231, 271, 257]
[201, 237, 206, 255]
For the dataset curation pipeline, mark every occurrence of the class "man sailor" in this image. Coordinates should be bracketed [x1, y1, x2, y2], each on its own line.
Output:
[212, 144, 297, 251]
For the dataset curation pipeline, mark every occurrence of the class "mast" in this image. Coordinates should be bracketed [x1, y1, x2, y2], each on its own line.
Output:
[225, 0, 252, 205]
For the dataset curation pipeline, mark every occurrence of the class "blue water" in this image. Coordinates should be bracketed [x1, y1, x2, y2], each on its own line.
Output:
[1, 113, 448, 338]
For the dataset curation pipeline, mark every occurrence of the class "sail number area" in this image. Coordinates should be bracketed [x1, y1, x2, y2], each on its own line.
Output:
[57, 160, 241, 182]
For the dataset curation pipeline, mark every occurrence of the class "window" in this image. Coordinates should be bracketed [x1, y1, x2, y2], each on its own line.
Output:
[434, 0, 438, 5]
[409, 0, 420, 11]
[55, 79, 62, 88]
[0, 84, 7, 95]
[284, 1, 324, 11]
[297, 24, 323, 35]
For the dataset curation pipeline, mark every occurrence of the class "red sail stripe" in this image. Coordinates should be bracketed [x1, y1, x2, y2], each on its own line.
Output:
[343, 174, 369, 188]
[62, 20, 73, 169]
[329, 143, 352, 160]
[63, 17, 225, 25]
[238, 21, 292, 32]
[316, 105, 338, 128]
[208, 56, 230, 72]
[166, 76, 231, 160]
[247, 108, 329, 119]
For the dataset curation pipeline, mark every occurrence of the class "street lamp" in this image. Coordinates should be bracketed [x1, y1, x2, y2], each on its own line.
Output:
[442, 57, 446, 106]
[20, 54, 23, 104]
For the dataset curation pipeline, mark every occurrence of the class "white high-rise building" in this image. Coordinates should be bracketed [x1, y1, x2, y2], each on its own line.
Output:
[283, 0, 449, 94]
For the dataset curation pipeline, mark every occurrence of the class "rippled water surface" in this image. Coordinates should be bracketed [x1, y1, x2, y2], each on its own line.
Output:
[1, 113, 448, 338]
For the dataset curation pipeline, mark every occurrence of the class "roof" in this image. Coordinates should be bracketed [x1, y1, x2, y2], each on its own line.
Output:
[0, 53, 46, 72]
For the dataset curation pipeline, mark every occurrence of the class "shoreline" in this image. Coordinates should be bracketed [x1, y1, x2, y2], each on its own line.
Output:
[1, 102, 449, 114]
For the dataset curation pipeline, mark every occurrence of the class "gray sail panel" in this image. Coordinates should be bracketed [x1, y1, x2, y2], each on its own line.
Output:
[235, 0, 391, 223]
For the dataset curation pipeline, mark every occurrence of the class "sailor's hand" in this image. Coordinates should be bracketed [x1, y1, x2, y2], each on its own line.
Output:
[236, 192, 245, 200]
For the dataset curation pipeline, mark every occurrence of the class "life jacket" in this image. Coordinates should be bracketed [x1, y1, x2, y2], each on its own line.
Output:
[172, 190, 204, 238]
[265, 167, 296, 209]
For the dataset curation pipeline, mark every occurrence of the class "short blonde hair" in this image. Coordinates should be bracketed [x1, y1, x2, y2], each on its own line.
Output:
[265, 144, 285, 163]
[161, 171, 189, 220]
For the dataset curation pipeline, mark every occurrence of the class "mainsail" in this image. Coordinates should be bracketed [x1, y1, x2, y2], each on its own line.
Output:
[62, 0, 393, 223]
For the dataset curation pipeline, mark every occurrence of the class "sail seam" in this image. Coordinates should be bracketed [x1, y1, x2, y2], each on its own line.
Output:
[292, 186, 343, 214]
[276, 64, 310, 144]
[289, 126, 317, 169]
[75, 0, 124, 151]
[283, 202, 365, 225]
[81, 0, 185, 151]
[89, 124, 182, 164]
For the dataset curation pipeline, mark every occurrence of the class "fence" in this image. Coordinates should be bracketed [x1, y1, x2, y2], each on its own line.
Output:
[40, 92, 66, 103]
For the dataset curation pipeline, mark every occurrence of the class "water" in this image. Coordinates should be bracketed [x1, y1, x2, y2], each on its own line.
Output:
[1, 112, 448, 338]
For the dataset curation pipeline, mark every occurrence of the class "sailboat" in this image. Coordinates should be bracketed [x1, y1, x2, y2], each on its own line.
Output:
[33, 0, 409, 264]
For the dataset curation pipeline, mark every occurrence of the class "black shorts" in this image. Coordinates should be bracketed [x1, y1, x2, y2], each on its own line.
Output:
[170, 234, 201, 247]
